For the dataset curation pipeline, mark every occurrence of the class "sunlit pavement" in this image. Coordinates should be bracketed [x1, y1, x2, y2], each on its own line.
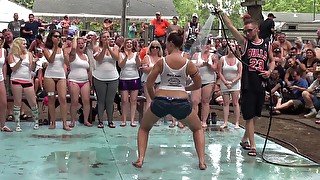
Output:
[0, 120, 319, 180]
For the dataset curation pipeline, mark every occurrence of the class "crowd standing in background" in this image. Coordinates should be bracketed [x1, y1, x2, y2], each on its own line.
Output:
[0, 12, 320, 144]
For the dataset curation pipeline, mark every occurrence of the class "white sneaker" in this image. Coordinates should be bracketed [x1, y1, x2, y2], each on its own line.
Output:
[15, 126, 22, 132]
[33, 123, 39, 130]
[304, 110, 317, 118]
[316, 111, 320, 119]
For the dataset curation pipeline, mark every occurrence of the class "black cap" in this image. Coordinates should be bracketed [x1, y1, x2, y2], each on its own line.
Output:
[268, 13, 276, 18]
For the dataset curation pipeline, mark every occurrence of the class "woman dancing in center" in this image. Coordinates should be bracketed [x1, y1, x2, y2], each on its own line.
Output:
[132, 31, 206, 170]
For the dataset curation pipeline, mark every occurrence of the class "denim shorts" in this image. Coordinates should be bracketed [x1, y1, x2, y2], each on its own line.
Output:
[150, 96, 192, 120]
[312, 96, 320, 109]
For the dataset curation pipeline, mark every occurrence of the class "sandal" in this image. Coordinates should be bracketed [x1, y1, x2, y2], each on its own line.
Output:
[1, 126, 13, 132]
[220, 124, 228, 129]
[132, 160, 143, 168]
[20, 114, 32, 120]
[97, 121, 104, 128]
[247, 148, 257, 156]
[120, 122, 126, 127]
[169, 122, 176, 128]
[316, 120, 320, 124]
[84, 122, 93, 127]
[107, 121, 116, 128]
[130, 122, 137, 127]
[7, 115, 13, 121]
[199, 163, 207, 170]
[240, 141, 251, 150]
[69, 121, 75, 128]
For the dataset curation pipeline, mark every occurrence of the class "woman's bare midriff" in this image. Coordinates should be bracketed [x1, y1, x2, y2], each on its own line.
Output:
[155, 89, 189, 99]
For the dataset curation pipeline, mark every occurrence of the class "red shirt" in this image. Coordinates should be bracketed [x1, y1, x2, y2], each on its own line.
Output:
[150, 18, 170, 37]
[139, 47, 148, 60]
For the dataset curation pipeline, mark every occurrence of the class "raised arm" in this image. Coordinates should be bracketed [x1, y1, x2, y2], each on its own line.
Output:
[218, 11, 246, 46]
[118, 51, 128, 68]
[43, 46, 58, 63]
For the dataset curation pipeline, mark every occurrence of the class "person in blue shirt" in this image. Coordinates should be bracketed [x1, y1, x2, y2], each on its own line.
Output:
[274, 70, 308, 113]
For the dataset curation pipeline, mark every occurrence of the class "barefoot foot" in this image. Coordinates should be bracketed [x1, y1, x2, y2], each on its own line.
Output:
[48, 123, 56, 129]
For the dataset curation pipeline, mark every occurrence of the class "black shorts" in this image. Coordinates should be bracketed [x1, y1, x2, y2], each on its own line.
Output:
[11, 80, 33, 88]
[150, 96, 192, 120]
[240, 90, 265, 120]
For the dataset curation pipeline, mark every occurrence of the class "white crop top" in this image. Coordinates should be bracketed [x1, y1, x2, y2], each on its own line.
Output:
[0, 48, 5, 81]
[92, 51, 119, 81]
[44, 50, 66, 79]
[158, 58, 188, 91]
[197, 53, 216, 84]
[10, 54, 32, 82]
[119, 52, 140, 80]
[141, 55, 161, 83]
[68, 54, 90, 83]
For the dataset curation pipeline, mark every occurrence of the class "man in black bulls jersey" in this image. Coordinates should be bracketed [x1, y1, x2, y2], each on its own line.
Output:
[216, 12, 275, 156]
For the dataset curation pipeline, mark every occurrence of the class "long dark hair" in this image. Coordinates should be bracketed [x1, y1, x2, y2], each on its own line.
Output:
[45, 30, 62, 49]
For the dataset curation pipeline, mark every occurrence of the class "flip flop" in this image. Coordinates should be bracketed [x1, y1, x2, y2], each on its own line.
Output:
[169, 123, 176, 128]
[247, 148, 257, 156]
[199, 163, 207, 170]
[69, 122, 75, 128]
[21, 114, 32, 120]
[107, 121, 116, 128]
[240, 141, 251, 150]
[1, 126, 13, 132]
[97, 121, 104, 128]
[120, 122, 126, 127]
[315, 120, 320, 124]
[130, 122, 137, 127]
[7, 115, 13, 121]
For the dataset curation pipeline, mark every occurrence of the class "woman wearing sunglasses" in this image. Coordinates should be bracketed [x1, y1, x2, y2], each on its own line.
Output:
[140, 40, 163, 113]
[43, 30, 71, 131]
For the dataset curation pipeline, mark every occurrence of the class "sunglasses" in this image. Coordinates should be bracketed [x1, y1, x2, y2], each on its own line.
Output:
[243, 29, 254, 34]
[150, 46, 160, 49]
[53, 35, 61, 38]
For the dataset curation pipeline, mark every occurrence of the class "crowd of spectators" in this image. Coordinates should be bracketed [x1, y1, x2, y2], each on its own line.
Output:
[1, 11, 320, 133]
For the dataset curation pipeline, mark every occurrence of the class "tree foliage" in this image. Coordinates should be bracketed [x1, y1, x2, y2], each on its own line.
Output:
[263, 0, 320, 13]
[12, 0, 34, 9]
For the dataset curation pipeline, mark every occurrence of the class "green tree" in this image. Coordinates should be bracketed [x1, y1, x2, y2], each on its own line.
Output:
[263, 0, 320, 13]
[12, 0, 34, 9]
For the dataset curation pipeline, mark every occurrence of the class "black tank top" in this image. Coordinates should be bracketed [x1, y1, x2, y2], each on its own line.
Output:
[241, 39, 269, 91]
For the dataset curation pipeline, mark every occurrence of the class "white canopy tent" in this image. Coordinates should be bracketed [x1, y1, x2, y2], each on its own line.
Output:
[0, 0, 32, 30]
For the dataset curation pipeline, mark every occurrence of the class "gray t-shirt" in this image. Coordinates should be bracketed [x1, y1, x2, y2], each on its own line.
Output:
[8, 20, 24, 38]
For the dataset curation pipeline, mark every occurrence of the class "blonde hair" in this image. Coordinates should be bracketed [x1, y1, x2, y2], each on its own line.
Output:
[146, 40, 163, 57]
[11, 37, 26, 56]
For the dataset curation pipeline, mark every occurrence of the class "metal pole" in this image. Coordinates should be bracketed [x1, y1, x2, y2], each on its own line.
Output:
[121, 0, 127, 37]
[314, 0, 316, 21]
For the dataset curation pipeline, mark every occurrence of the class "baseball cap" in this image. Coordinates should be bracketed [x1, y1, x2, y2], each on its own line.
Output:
[87, 31, 97, 36]
[192, 13, 198, 18]
[155, 11, 161, 15]
[268, 13, 276, 18]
